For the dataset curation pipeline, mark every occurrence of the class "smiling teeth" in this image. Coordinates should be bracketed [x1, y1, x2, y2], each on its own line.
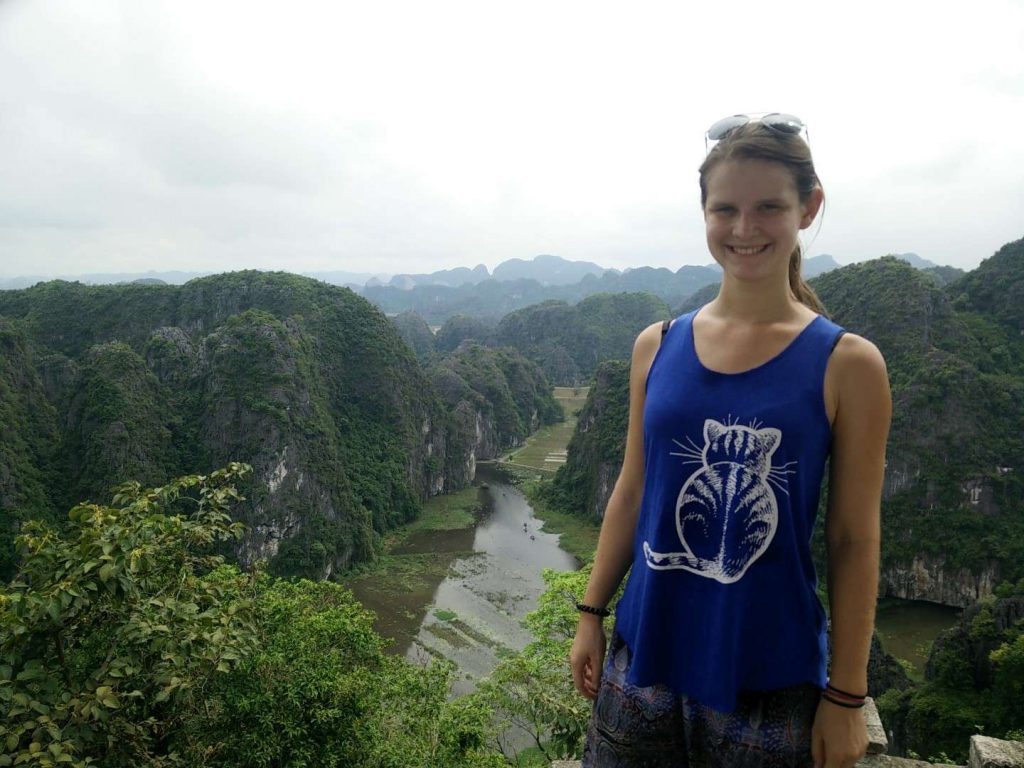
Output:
[731, 245, 769, 255]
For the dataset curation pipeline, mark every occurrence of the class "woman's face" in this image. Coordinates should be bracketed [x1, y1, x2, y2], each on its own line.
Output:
[703, 158, 821, 285]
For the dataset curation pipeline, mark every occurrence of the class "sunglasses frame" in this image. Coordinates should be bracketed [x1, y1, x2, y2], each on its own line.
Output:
[704, 113, 809, 153]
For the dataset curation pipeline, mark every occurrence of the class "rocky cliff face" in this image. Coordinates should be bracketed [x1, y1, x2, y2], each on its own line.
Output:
[0, 273, 501, 580]
[881, 555, 999, 608]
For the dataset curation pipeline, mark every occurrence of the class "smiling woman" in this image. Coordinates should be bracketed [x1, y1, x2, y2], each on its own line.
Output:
[570, 117, 892, 768]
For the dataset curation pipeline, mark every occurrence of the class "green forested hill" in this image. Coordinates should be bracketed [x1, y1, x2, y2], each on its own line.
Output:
[0, 319, 59, 576]
[813, 257, 1024, 593]
[391, 310, 437, 363]
[949, 236, 1024, 335]
[0, 272, 560, 581]
[545, 360, 629, 519]
[494, 292, 670, 386]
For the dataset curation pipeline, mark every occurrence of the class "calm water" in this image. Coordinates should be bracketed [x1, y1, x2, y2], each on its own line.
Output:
[874, 598, 962, 679]
[351, 463, 577, 694]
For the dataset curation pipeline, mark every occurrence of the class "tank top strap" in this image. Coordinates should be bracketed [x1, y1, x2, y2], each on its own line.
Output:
[794, 314, 846, 387]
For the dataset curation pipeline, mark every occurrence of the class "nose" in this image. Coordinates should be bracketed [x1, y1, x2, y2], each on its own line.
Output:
[732, 210, 757, 239]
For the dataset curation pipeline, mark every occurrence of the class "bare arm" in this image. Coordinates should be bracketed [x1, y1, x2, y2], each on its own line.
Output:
[570, 320, 663, 698]
[812, 333, 891, 767]
[825, 334, 890, 692]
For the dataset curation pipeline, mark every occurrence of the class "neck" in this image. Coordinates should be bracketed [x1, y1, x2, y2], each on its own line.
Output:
[711, 275, 804, 324]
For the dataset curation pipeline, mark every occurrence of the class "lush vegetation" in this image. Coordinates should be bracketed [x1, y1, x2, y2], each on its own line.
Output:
[876, 588, 1024, 763]
[435, 315, 496, 355]
[813, 257, 1024, 584]
[544, 361, 629, 520]
[390, 310, 437, 363]
[494, 292, 669, 386]
[0, 319, 59, 578]
[0, 466, 502, 768]
[0, 273, 492, 580]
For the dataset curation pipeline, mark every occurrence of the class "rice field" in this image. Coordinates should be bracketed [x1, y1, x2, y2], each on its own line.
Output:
[501, 386, 589, 473]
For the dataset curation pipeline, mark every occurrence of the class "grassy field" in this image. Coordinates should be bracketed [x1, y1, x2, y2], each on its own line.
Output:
[383, 486, 480, 544]
[501, 386, 588, 474]
[347, 487, 481, 590]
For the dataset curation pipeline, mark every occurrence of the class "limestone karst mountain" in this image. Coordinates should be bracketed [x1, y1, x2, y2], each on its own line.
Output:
[0, 271, 560, 580]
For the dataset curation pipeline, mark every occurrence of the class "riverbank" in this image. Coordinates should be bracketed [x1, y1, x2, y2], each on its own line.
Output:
[344, 487, 482, 653]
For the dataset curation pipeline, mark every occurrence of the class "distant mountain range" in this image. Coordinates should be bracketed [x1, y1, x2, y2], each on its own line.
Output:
[0, 252, 959, 295]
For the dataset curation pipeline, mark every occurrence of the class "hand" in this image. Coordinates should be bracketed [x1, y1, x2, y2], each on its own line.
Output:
[569, 615, 606, 700]
[811, 697, 869, 768]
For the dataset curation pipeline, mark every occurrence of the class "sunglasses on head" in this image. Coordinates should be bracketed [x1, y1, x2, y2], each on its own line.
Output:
[704, 113, 808, 152]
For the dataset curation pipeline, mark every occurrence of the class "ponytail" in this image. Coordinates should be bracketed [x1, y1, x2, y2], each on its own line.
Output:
[788, 243, 828, 316]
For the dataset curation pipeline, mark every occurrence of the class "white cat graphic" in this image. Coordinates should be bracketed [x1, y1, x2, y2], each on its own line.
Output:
[644, 418, 793, 584]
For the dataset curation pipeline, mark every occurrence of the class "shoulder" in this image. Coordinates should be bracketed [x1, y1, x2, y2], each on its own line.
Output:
[634, 319, 668, 354]
[830, 332, 887, 380]
[630, 320, 671, 383]
[827, 332, 891, 419]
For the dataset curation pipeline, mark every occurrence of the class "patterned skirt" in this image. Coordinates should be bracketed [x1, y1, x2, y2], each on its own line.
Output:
[581, 633, 822, 768]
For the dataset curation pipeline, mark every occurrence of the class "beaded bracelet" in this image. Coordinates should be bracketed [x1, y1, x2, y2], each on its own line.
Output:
[821, 692, 866, 709]
[575, 601, 611, 618]
[822, 682, 867, 709]
[826, 682, 867, 700]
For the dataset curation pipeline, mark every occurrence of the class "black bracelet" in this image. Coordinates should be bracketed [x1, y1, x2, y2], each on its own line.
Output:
[826, 682, 867, 700]
[821, 692, 865, 709]
[575, 601, 611, 618]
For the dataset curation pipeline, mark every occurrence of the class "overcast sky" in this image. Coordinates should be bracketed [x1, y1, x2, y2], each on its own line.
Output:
[2, 0, 1023, 280]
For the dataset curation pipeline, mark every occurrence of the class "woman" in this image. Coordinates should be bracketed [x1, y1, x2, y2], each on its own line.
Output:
[570, 114, 892, 768]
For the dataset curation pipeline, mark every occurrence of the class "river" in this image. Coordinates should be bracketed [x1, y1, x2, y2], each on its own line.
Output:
[349, 463, 577, 695]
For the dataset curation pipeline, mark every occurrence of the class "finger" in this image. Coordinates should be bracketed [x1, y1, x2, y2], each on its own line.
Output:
[811, 732, 824, 768]
[584, 658, 599, 699]
[591, 655, 604, 694]
[570, 654, 587, 697]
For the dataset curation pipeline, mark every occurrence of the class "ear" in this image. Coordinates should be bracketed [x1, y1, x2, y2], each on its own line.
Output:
[757, 427, 782, 457]
[704, 419, 725, 444]
[799, 186, 824, 229]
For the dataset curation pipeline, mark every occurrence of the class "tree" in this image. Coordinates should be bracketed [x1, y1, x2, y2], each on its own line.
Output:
[0, 463, 258, 767]
[476, 566, 604, 762]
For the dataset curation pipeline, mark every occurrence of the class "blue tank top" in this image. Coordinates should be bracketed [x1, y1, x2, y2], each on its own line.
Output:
[613, 308, 846, 712]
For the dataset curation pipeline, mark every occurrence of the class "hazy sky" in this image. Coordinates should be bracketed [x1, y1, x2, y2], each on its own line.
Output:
[2, 0, 1023, 280]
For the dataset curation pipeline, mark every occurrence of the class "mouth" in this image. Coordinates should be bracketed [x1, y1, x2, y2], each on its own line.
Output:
[727, 244, 771, 255]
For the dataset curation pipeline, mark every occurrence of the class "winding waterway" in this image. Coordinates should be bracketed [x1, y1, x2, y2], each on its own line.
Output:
[350, 463, 577, 695]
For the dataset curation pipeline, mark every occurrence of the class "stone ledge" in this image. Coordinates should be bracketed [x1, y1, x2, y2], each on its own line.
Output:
[970, 736, 1024, 768]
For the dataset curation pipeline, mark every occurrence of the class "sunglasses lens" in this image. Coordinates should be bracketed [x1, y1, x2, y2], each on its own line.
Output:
[763, 113, 804, 134]
[707, 114, 750, 141]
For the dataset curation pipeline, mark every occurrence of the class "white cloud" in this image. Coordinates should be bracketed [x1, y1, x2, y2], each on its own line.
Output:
[1, 0, 1022, 279]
